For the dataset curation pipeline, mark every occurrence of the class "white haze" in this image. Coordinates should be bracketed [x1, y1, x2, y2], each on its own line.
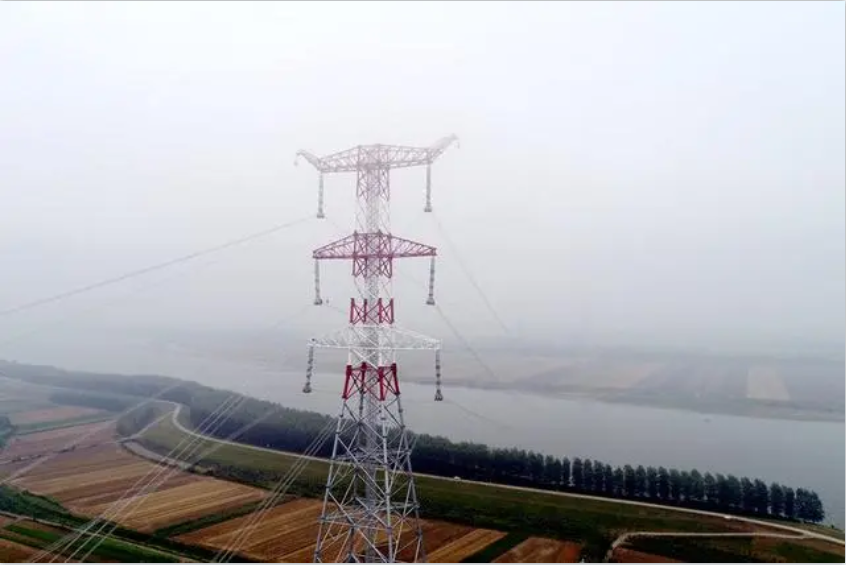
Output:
[0, 1, 843, 360]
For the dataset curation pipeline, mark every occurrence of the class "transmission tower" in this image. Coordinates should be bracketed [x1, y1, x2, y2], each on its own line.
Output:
[297, 136, 458, 563]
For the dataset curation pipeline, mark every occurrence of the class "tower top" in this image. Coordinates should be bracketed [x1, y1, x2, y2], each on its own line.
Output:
[296, 134, 458, 173]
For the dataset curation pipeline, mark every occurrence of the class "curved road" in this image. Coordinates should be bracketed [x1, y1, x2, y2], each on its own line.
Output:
[149, 401, 844, 546]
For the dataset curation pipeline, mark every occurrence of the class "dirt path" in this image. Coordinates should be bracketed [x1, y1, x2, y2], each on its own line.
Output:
[603, 530, 811, 562]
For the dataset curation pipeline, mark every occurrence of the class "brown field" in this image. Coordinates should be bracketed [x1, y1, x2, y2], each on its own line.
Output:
[611, 547, 681, 563]
[9, 443, 266, 533]
[9, 406, 105, 426]
[0, 421, 117, 464]
[178, 498, 323, 561]
[85, 479, 266, 532]
[179, 499, 504, 563]
[429, 528, 507, 562]
[0, 538, 39, 562]
[493, 537, 582, 563]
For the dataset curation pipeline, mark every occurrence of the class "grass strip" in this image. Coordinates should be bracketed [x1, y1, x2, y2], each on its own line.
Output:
[5, 522, 175, 562]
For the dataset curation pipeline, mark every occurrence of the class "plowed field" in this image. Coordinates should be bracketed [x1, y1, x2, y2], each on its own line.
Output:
[0, 538, 39, 562]
[494, 537, 582, 562]
[9, 443, 266, 532]
[0, 422, 116, 463]
[179, 499, 506, 563]
[177, 498, 323, 561]
[611, 547, 682, 563]
[428, 528, 507, 562]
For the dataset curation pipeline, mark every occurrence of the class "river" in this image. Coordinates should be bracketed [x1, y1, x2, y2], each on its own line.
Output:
[4, 333, 843, 527]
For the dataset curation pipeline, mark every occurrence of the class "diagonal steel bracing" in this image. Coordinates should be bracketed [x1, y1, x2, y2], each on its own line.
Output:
[297, 136, 457, 563]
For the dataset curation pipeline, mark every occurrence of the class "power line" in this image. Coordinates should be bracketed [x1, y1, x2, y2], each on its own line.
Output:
[0, 216, 310, 319]
[0, 249, 232, 348]
[431, 212, 509, 335]
[432, 303, 500, 384]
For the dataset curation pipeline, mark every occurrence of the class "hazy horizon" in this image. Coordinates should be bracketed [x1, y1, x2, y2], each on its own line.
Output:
[1, 2, 844, 362]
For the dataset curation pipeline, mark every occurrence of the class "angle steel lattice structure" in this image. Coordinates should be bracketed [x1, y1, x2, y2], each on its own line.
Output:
[297, 136, 457, 563]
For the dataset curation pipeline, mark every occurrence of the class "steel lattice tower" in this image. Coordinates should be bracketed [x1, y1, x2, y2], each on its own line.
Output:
[297, 136, 458, 563]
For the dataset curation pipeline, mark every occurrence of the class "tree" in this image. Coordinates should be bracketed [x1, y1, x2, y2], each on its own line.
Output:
[656, 467, 670, 500]
[740, 477, 754, 512]
[634, 465, 647, 498]
[594, 462, 606, 493]
[688, 470, 705, 504]
[583, 459, 595, 492]
[668, 469, 681, 501]
[704, 473, 718, 507]
[724, 475, 742, 509]
[769, 483, 784, 517]
[795, 488, 809, 521]
[805, 491, 825, 523]
[544, 455, 562, 488]
[571, 458, 584, 491]
[613, 467, 624, 496]
[602, 464, 614, 494]
[795, 489, 823, 522]
[528, 451, 545, 483]
[784, 487, 796, 519]
[623, 465, 636, 497]
[561, 457, 571, 489]
[753, 479, 769, 515]
[646, 467, 658, 499]
[678, 471, 691, 502]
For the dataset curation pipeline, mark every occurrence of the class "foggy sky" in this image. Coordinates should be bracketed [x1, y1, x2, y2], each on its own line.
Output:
[0, 1, 843, 358]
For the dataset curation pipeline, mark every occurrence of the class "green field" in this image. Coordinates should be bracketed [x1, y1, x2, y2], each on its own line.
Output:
[0, 522, 177, 563]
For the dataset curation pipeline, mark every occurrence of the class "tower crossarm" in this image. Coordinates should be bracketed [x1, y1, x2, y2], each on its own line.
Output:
[311, 326, 440, 351]
[313, 232, 436, 261]
[297, 135, 458, 173]
[295, 149, 329, 172]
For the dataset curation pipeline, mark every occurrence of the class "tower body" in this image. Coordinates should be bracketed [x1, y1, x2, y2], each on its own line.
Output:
[299, 139, 456, 563]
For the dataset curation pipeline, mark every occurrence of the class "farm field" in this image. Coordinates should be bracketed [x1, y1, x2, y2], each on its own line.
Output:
[427, 528, 506, 562]
[0, 517, 178, 562]
[178, 497, 506, 563]
[0, 538, 39, 562]
[9, 406, 105, 426]
[492, 537, 582, 563]
[624, 535, 846, 563]
[610, 546, 680, 563]
[0, 421, 117, 466]
[8, 443, 267, 533]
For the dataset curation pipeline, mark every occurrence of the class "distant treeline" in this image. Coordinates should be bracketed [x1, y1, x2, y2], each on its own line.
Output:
[0, 360, 826, 524]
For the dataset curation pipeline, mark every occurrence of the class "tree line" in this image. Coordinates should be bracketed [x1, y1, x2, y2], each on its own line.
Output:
[179, 387, 826, 524]
[411, 441, 825, 523]
[3, 362, 826, 524]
